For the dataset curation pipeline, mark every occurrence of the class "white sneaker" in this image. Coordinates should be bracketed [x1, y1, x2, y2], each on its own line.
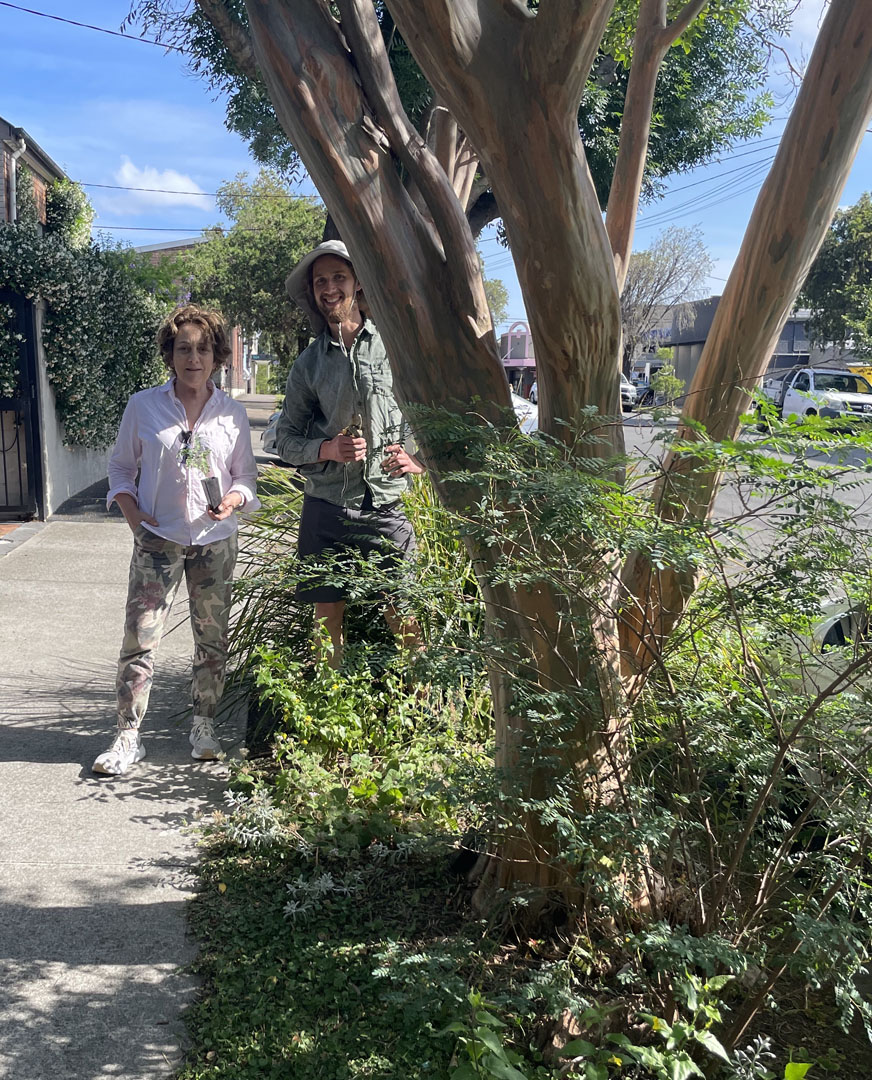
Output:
[190, 716, 222, 760]
[93, 730, 145, 776]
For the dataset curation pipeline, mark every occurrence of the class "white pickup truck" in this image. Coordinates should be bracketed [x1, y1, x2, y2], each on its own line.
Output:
[760, 367, 872, 423]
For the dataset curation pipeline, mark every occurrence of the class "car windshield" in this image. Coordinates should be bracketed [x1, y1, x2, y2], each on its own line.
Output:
[815, 373, 872, 394]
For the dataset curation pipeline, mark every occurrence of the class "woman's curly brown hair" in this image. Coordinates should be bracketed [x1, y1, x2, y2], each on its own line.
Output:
[157, 305, 232, 369]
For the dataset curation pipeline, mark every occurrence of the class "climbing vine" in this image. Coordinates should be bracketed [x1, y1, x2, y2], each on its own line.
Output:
[0, 302, 22, 398]
[0, 171, 168, 447]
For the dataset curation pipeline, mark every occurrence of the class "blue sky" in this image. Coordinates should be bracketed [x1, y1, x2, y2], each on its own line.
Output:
[1, 1, 868, 334]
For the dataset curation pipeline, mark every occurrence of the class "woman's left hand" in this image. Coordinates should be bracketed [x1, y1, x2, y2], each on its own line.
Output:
[381, 444, 425, 478]
[209, 493, 243, 521]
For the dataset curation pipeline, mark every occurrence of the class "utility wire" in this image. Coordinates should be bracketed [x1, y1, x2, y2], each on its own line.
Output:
[636, 159, 773, 230]
[0, 2, 185, 50]
[80, 181, 320, 200]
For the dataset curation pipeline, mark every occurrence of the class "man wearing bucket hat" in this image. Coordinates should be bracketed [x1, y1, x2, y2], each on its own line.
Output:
[275, 241, 424, 666]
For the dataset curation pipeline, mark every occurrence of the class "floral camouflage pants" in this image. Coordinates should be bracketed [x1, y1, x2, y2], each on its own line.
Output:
[116, 526, 238, 730]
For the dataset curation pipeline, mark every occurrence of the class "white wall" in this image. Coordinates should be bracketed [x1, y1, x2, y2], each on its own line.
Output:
[34, 302, 109, 517]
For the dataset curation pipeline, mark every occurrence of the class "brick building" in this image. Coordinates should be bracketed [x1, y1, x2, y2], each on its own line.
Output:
[1, 115, 66, 225]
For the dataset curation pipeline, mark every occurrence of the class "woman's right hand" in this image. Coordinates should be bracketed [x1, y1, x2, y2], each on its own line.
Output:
[126, 509, 159, 533]
[115, 493, 158, 532]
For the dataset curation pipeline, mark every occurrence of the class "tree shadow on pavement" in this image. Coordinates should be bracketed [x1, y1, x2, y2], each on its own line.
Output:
[0, 874, 198, 1080]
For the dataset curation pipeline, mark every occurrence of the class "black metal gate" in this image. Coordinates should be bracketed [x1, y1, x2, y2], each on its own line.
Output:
[0, 289, 42, 520]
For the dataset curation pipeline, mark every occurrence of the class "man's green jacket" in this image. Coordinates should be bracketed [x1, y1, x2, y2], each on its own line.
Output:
[275, 322, 412, 509]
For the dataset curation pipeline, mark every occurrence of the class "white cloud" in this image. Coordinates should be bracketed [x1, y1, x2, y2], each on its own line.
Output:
[109, 156, 213, 213]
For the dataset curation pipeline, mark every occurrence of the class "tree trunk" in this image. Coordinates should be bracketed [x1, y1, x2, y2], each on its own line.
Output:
[621, 0, 872, 672]
[605, 0, 709, 291]
[232, 0, 626, 894]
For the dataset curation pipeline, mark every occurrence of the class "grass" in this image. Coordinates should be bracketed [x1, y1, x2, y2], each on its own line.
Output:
[180, 839, 482, 1078]
[177, 746, 503, 1080]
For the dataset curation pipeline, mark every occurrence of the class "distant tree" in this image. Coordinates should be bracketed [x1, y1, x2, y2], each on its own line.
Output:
[649, 360, 685, 408]
[483, 275, 509, 327]
[185, 169, 325, 380]
[799, 191, 872, 358]
[620, 225, 712, 372]
[114, 248, 188, 308]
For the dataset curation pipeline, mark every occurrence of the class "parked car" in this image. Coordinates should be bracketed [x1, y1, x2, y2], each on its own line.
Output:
[621, 373, 637, 412]
[262, 410, 281, 456]
[760, 366, 872, 424]
[511, 391, 538, 432]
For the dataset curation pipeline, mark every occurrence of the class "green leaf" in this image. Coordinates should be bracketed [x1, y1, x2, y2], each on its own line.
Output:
[784, 1065, 814, 1080]
[435, 1021, 468, 1036]
[450, 1065, 478, 1080]
[481, 1056, 529, 1080]
[669, 1053, 704, 1080]
[474, 1027, 503, 1055]
[705, 975, 735, 992]
[475, 1010, 507, 1028]
[692, 1029, 731, 1062]
[561, 1039, 596, 1058]
[606, 1033, 633, 1048]
[585, 1064, 608, 1080]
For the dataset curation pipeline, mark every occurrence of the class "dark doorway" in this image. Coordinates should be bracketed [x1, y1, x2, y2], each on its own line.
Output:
[0, 289, 42, 520]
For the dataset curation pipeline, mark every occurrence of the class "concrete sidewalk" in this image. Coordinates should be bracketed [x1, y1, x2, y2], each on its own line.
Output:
[0, 401, 275, 1077]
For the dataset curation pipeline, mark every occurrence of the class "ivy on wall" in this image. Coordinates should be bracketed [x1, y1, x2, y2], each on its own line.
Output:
[0, 170, 167, 448]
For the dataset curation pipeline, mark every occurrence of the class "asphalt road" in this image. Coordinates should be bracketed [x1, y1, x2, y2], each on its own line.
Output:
[621, 411, 872, 541]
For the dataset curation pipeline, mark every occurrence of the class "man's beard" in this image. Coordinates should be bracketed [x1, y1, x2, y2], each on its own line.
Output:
[319, 295, 356, 325]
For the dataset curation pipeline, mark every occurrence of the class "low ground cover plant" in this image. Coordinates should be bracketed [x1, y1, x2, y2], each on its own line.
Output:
[179, 414, 872, 1079]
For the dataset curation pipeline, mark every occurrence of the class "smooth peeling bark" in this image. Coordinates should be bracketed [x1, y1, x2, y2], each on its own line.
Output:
[387, 0, 624, 454]
[621, 0, 872, 671]
[232, 0, 631, 892]
[238, 0, 509, 433]
[606, 0, 709, 292]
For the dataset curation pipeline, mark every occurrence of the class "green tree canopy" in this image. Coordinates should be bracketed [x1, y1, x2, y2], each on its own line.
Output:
[799, 191, 872, 358]
[129, 1, 778, 231]
[185, 169, 325, 375]
[482, 274, 509, 327]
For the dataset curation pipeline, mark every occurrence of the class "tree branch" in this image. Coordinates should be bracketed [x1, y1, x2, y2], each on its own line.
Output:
[661, 0, 709, 47]
[194, 0, 260, 81]
[606, 0, 710, 291]
[531, 0, 617, 113]
[336, 0, 486, 320]
[622, 0, 872, 669]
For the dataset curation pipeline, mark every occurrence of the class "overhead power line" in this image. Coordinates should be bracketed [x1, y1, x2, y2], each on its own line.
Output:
[79, 181, 320, 201]
[94, 226, 211, 233]
[0, 1, 184, 50]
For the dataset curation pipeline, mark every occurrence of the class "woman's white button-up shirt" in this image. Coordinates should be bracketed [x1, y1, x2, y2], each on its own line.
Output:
[107, 379, 261, 546]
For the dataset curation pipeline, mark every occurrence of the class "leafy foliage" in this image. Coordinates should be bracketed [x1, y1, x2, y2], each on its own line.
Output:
[583, 2, 777, 208]
[185, 169, 325, 387]
[181, 407, 872, 1077]
[0, 177, 167, 446]
[799, 192, 872, 358]
[127, 1, 777, 219]
[44, 177, 94, 248]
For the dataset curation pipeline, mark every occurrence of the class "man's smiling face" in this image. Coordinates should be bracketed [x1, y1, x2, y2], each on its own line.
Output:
[311, 254, 360, 327]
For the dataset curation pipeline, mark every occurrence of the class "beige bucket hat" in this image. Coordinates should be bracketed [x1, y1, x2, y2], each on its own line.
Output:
[285, 240, 357, 335]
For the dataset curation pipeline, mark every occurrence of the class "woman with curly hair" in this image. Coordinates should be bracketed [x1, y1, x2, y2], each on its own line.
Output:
[93, 305, 260, 776]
